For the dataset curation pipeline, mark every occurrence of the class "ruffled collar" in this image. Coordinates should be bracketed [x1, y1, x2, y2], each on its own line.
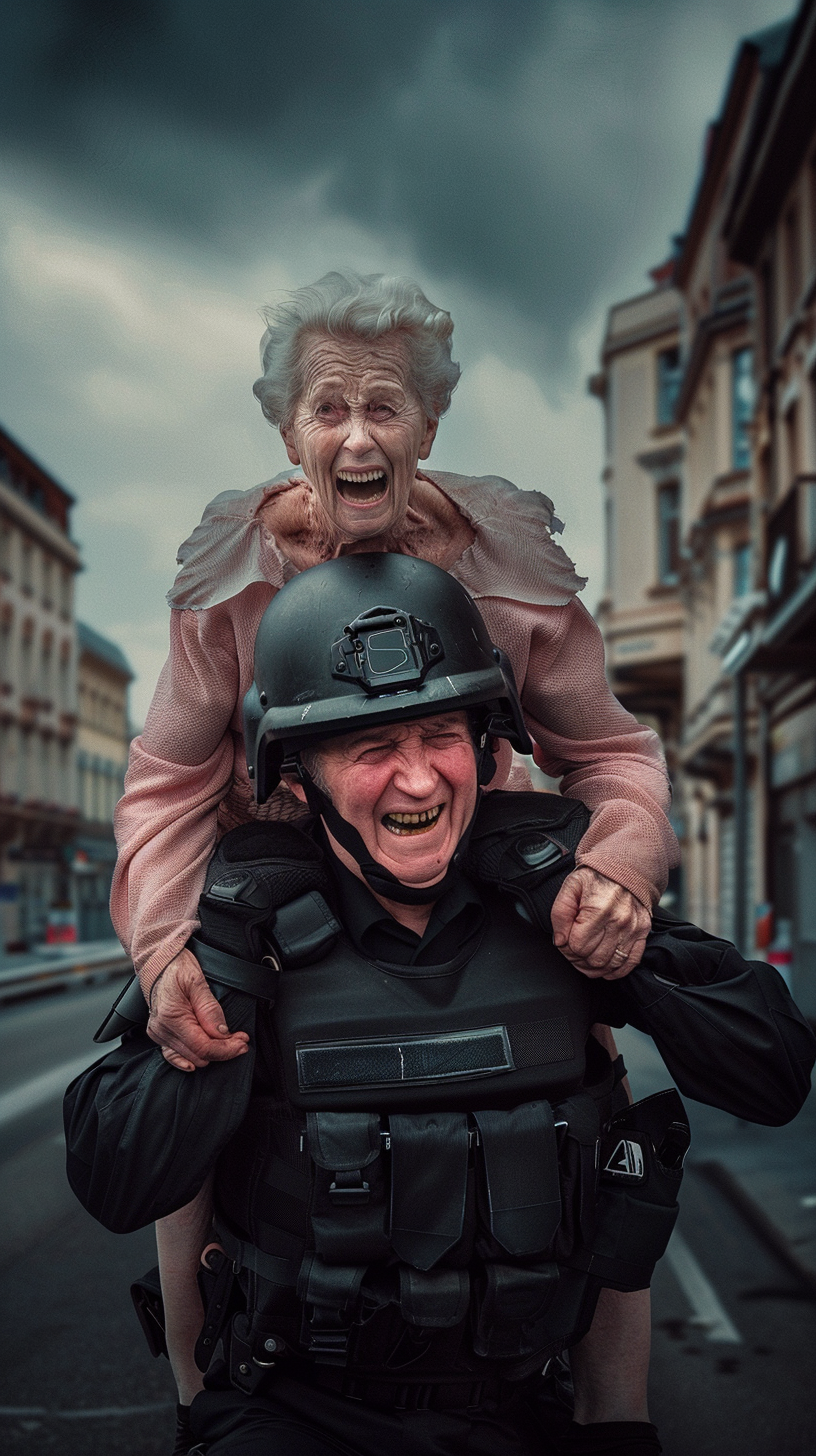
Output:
[167, 469, 586, 610]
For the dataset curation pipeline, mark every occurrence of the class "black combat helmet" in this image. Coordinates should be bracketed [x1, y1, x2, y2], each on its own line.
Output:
[243, 552, 532, 804]
[243, 554, 532, 905]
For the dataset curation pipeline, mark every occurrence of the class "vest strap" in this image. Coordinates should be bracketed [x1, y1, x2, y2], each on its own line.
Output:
[473, 1103, 562, 1256]
[215, 1223, 300, 1288]
[297, 1255, 368, 1363]
[189, 938, 278, 1000]
[273, 892, 340, 967]
[389, 1113, 469, 1270]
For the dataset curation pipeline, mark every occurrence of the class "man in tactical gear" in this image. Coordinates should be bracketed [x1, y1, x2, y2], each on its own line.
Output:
[66, 555, 815, 1456]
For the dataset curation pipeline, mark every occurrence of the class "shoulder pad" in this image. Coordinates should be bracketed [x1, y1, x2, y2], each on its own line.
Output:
[465, 791, 589, 930]
[199, 819, 338, 966]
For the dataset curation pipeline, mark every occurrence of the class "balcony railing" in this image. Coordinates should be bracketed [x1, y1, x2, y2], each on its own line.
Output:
[765, 474, 816, 609]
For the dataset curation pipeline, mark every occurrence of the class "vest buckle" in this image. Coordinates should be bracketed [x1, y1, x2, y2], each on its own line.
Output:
[329, 1170, 371, 1205]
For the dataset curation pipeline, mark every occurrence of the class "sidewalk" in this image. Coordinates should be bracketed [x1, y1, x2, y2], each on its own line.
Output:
[617, 1025, 816, 1292]
[0, 939, 131, 1004]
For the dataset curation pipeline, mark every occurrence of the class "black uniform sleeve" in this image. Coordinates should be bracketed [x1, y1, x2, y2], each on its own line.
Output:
[597, 911, 816, 1126]
[63, 985, 257, 1233]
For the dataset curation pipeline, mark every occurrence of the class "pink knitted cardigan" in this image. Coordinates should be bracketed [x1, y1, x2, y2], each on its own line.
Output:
[112, 471, 678, 992]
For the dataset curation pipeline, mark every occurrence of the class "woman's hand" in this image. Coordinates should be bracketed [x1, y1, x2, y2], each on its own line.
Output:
[551, 867, 651, 979]
[147, 948, 250, 1071]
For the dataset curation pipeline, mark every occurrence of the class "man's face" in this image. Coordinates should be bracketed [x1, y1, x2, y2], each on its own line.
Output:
[303, 712, 478, 889]
[280, 332, 438, 543]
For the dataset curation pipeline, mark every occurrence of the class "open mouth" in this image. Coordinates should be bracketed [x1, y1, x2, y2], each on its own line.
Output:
[335, 469, 389, 505]
[382, 804, 444, 836]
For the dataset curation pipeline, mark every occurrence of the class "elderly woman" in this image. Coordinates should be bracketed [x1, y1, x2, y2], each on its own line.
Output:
[111, 273, 675, 1455]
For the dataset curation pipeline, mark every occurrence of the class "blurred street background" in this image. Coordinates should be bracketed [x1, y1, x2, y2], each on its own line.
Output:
[2, 2, 816, 1452]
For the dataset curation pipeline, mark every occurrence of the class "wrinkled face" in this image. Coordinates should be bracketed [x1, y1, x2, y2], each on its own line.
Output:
[298, 712, 478, 888]
[280, 332, 438, 541]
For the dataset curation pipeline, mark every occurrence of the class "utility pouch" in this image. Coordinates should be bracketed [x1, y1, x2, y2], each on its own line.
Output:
[307, 1111, 389, 1264]
[130, 1265, 167, 1359]
[472, 1260, 560, 1359]
[584, 1088, 690, 1290]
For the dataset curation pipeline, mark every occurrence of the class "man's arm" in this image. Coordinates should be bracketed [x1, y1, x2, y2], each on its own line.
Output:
[64, 990, 257, 1232]
[595, 917, 816, 1125]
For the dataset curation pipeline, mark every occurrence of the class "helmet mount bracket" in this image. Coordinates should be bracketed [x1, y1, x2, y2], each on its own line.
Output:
[331, 606, 444, 695]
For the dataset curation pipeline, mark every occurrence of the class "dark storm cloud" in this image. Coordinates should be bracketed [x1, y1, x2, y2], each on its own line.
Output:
[0, 0, 792, 367]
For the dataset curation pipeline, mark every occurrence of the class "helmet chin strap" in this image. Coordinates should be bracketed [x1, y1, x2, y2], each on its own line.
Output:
[292, 741, 495, 907]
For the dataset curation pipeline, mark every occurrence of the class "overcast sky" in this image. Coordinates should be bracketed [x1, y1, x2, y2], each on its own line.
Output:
[0, 0, 793, 725]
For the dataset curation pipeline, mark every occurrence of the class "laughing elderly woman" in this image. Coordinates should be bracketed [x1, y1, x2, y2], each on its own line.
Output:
[114, 273, 676, 1035]
[111, 273, 676, 1454]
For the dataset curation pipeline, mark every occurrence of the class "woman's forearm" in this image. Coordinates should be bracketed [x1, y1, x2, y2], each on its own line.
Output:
[156, 1178, 215, 1405]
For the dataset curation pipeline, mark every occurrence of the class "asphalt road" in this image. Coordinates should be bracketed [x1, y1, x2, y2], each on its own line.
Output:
[0, 983, 814, 1455]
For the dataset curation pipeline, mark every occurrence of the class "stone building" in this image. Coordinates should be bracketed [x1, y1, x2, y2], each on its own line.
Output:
[74, 622, 133, 941]
[668, 21, 790, 947]
[721, 0, 816, 1014]
[0, 425, 81, 948]
[590, 272, 685, 907]
[594, 0, 816, 1014]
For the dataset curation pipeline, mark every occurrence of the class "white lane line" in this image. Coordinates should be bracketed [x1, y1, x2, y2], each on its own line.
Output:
[0, 1403, 173, 1419]
[0, 1050, 102, 1129]
[665, 1229, 742, 1344]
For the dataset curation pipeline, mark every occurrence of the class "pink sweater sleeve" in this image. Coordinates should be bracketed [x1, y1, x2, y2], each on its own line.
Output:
[111, 603, 244, 993]
[483, 596, 679, 908]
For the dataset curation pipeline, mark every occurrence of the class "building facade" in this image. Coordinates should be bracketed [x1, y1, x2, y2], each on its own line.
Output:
[74, 622, 133, 941]
[668, 24, 788, 948]
[0, 425, 133, 950]
[0, 426, 82, 949]
[722, 0, 816, 1015]
[591, 276, 685, 908]
[595, 1, 816, 1015]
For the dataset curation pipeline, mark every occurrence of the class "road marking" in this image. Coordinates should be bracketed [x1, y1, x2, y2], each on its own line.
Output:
[0, 1403, 173, 1419]
[665, 1229, 742, 1343]
[0, 1050, 102, 1129]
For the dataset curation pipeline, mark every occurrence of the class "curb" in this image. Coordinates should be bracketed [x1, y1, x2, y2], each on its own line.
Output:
[693, 1159, 816, 1300]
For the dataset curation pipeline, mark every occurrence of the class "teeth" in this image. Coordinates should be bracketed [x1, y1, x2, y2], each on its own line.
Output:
[384, 804, 443, 834]
[336, 470, 386, 483]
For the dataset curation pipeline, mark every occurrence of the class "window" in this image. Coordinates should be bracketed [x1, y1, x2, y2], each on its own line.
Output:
[0, 519, 11, 579]
[785, 401, 800, 485]
[41, 635, 53, 704]
[783, 203, 802, 317]
[59, 567, 72, 619]
[810, 153, 816, 269]
[760, 256, 775, 363]
[732, 348, 754, 471]
[656, 346, 682, 426]
[21, 539, 33, 594]
[20, 626, 34, 695]
[733, 543, 751, 598]
[657, 482, 681, 585]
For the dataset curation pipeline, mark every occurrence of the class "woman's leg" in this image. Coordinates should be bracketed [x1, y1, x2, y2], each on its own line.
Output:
[570, 1287, 651, 1425]
[156, 1176, 215, 1406]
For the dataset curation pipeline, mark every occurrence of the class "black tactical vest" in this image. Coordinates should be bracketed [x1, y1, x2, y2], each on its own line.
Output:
[192, 804, 685, 1392]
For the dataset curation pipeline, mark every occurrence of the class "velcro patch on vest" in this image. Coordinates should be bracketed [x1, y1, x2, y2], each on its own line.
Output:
[296, 1026, 514, 1090]
[603, 1137, 646, 1181]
